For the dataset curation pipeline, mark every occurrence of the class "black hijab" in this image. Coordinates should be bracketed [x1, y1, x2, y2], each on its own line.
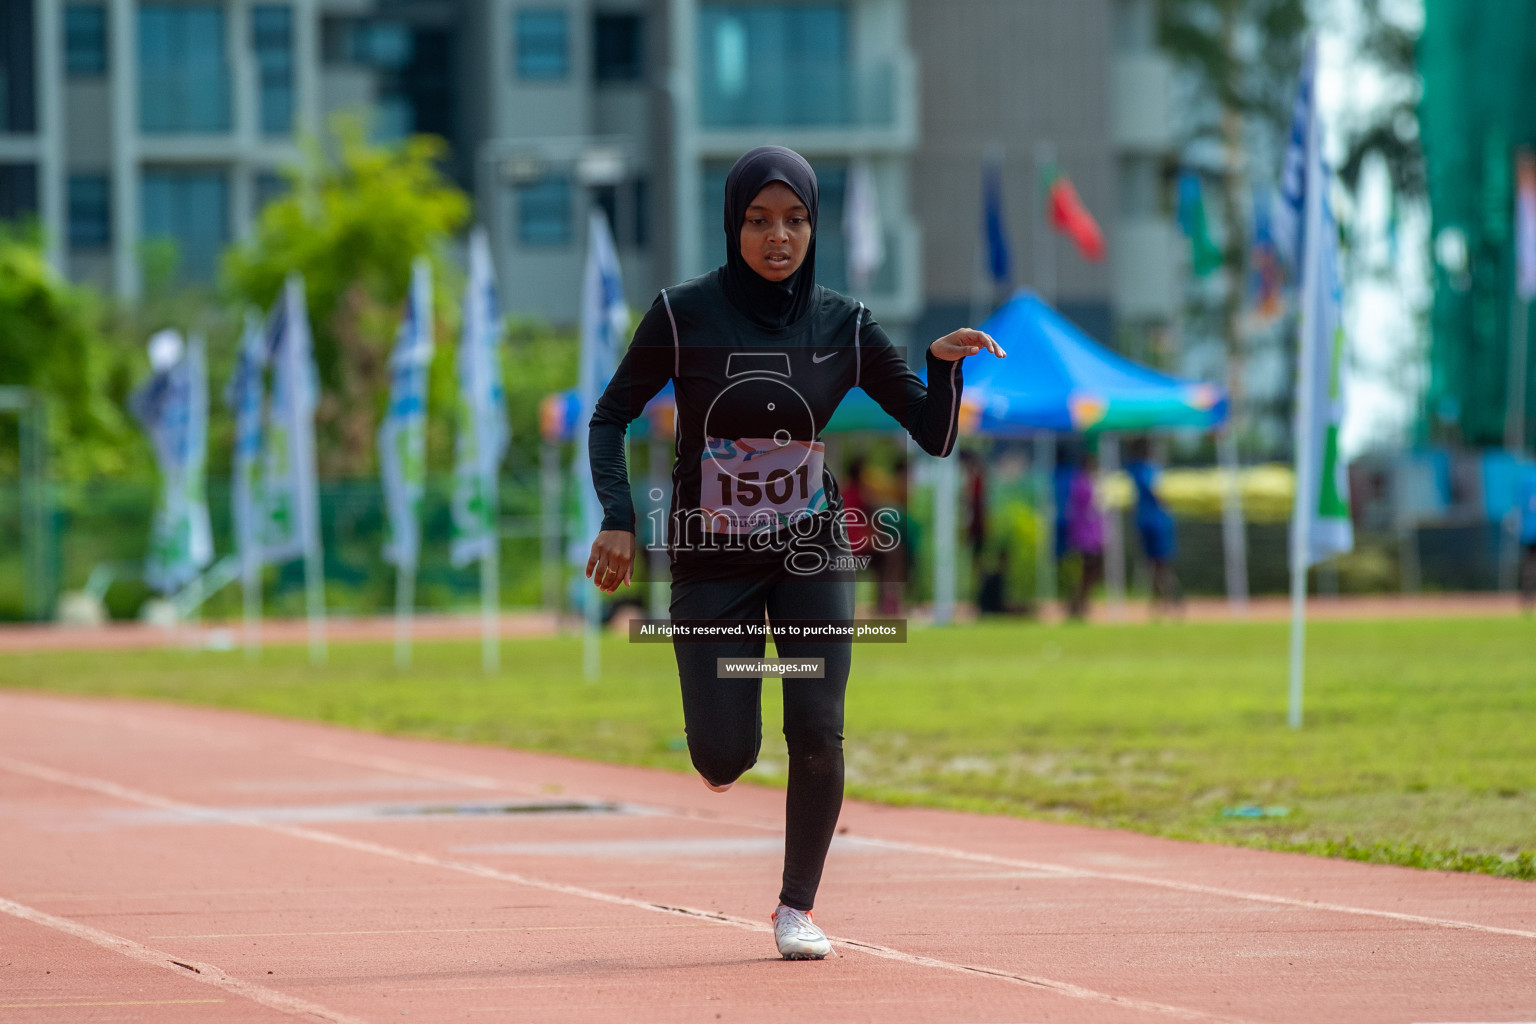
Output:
[720, 146, 819, 330]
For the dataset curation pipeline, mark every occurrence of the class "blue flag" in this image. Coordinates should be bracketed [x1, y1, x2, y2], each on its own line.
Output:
[983, 157, 1013, 286]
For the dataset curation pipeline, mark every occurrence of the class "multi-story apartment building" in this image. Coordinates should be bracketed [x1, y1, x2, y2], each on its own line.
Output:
[476, 0, 921, 336]
[0, 0, 1179, 354]
[0, 0, 317, 298]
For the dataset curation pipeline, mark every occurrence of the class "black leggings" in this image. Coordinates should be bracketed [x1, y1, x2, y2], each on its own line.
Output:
[669, 566, 854, 911]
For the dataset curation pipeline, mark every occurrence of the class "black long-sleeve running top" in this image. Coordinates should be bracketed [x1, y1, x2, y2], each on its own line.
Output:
[588, 270, 963, 581]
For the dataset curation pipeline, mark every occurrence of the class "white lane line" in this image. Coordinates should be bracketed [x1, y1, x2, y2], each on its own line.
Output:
[279, 745, 1536, 942]
[0, 896, 368, 1024]
[0, 999, 225, 1009]
[153, 924, 700, 939]
[842, 836, 1536, 942]
[0, 754, 1248, 1024]
[14, 695, 1530, 945]
[0, 696, 263, 749]
[299, 746, 546, 797]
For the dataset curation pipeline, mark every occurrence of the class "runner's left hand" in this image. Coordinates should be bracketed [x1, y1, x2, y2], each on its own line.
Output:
[586, 530, 635, 594]
[930, 329, 1005, 361]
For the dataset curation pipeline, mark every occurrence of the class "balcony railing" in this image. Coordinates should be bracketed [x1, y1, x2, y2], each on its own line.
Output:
[699, 59, 903, 131]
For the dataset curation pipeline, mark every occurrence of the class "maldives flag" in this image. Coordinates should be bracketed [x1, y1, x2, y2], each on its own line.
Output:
[1043, 166, 1106, 263]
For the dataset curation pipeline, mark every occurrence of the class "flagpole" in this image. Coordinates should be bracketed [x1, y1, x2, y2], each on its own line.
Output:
[1218, 427, 1249, 615]
[576, 209, 627, 680]
[289, 277, 327, 668]
[303, 495, 325, 665]
[482, 494, 500, 674]
[302, 481, 325, 667]
[1034, 430, 1056, 612]
[1034, 140, 1057, 306]
[1034, 140, 1058, 616]
[948, 145, 1003, 628]
[1509, 147, 1536, 459]
[242, 550, 261, 659]
[395, 562, 414, 669]
[1287, 83, 1324, 732]
[647, 438, 670, 621]
[577, 426, 600, 680]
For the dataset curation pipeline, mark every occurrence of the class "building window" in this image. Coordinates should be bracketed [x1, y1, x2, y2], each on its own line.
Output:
[346, 20, 412, 69]
[593, 12, 642, 83]
[65, 5, 107, 77]
[591, 177, 649, 249]
[0, 163, 38, 220]
[252, 5, 292, 135]
[139, 4, 230, 132]
[141, 168, 228, 281]
[68, 174, 110, 247]
[1, 0, 38, 133]
[516, 9, 568, 81]
[517, 176, 572, 246]
[698, 4, 849, 128]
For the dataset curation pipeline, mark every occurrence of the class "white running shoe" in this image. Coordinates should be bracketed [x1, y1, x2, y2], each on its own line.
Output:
[771, 905, 832, 960]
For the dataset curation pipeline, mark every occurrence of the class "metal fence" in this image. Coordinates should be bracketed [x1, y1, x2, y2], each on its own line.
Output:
[0, 473, 1515, 622]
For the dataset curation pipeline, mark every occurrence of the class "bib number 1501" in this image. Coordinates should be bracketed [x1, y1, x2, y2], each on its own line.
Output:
[716, 465, 811, 507]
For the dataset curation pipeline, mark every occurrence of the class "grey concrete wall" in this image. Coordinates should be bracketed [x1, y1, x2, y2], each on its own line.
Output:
[908, 0, 1114, 314]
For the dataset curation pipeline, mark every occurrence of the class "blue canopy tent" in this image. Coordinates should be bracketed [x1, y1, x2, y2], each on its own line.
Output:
[919, 290, 1240, 621]
[955, 290, 1228, 436]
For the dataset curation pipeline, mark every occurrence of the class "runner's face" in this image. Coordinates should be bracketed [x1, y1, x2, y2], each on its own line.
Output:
[740, 182, 811, 282]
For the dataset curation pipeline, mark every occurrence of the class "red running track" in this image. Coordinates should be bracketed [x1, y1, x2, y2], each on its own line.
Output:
[0, 690, 1531, 1024]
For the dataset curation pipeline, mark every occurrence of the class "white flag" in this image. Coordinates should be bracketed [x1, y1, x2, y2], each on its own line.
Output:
[259, 275, 322, 567]
[844, 158, 885, 292]
[572, 209, 628, 570]
[1279, 41, 1352, 566]
[450, 228, 509, 567]
[380, 257, 434, 571]
[226, 311, 266, 577]
[131, 330, 214, 594]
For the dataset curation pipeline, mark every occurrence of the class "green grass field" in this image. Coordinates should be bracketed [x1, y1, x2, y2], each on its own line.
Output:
[3, 617, 1533, 879]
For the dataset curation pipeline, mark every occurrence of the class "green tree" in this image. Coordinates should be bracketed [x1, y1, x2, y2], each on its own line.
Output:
[1338, 0, 1424, 205]
[0, 224, 139, 479]
[1158, 0, 1310, 454]
[224, 115, 470, 477]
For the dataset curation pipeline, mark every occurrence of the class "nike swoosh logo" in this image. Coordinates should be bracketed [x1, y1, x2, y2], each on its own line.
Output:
[811, 351, 838, 363]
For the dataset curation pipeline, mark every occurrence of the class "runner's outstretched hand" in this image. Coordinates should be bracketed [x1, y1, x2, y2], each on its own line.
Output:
[586, 529, 635, 593]
[930, 328, 1005, 361]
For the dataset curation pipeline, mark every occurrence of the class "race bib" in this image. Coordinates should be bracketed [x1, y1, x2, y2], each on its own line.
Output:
[700, 436, 827, 534]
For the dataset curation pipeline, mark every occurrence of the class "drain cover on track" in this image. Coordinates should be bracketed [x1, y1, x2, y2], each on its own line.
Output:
[383, 800, 628, 817]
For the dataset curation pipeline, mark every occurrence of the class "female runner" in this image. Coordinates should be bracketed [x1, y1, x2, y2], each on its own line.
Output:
[584, 146, 1004, 960]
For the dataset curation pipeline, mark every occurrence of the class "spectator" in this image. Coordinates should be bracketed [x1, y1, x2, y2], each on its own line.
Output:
[1126, 437, 1182, 616]
[875, 456, 910, 616]
[840, 455, 872, 557]
[1518, 462, 1536, 610]
[1064, 449, 1104, 620]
